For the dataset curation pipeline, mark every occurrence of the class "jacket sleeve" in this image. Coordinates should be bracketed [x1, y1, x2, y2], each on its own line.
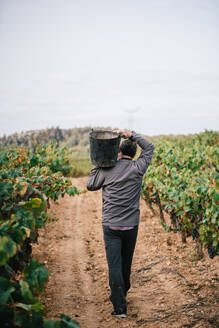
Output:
[87, 167, 105, 191]
[132, 131, 154, 176]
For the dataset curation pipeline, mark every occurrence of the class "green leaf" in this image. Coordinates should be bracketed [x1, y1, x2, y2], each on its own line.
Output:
[0, 236, 17, 265]
[14, 312, 44, 328]
[15, 302, 32, 311]
[23, 259, 49, 293]
[29, 198, 42, 208]
[0, 286, 15, 305]
[66, 186, 79, 196]
[13, 308, 30, 327]
[161, 222, 170, 232]
[0, 277, 15, 305]
[19, 280, 33, 303]
[13, 209, 35, 229]
[4, 263, 14, 278]
[212, 190, 219, 203]
[36, 214, 47, 228]
[60, 314, 80, 328]
[43, 319, 61, 328]
[30, 300, 45, 313]
[0, 181, 13, 201]
[30, 313, 44, 328]
[15, 299, 45, 314]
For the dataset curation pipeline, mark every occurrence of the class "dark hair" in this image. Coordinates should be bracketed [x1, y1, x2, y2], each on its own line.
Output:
[120, 139, 137, 158]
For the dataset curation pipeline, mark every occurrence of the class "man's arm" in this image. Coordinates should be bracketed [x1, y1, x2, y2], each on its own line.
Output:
[113, 129, 154, 176]
[87, 167, 105, 191]
[132, 131, 154, 175]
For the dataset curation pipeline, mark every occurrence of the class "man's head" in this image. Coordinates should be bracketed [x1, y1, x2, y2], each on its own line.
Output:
[119, 139, 137, 159]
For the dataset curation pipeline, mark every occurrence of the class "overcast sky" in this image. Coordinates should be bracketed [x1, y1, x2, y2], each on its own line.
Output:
[0, 0, 218, 136]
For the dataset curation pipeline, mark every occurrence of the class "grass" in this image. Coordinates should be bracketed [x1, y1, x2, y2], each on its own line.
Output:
[69, 157, 93, 177]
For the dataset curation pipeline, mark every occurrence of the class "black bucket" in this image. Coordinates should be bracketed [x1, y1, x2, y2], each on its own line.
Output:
[89, 130, 121, 167]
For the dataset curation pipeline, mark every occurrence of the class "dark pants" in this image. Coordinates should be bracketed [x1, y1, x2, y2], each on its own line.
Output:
[102, 225, 138, 312]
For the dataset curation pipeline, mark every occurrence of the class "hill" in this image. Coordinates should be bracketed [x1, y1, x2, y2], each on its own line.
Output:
[0, 127, 95, 156]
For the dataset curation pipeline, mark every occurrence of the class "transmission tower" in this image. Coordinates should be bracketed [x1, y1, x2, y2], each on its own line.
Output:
[124, 106, 141, 130]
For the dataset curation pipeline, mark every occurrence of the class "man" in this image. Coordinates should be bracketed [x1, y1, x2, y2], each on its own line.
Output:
[87, 129, 154, 318]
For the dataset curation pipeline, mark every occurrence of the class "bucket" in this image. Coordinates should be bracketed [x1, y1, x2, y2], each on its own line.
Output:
[89, 130, 121, 167]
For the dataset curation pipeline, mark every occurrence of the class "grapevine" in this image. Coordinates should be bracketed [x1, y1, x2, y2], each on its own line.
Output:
[142, 131, 219, 258]
[0, 144, 80, 328]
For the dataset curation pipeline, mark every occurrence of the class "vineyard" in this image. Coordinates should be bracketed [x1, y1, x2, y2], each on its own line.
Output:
[142, 131, 219, 259]
[0, 144, 80, 327]
[0, 130, 218, 327]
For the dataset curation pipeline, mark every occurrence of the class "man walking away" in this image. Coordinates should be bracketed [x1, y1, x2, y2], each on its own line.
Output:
[87, 129, 154, 317]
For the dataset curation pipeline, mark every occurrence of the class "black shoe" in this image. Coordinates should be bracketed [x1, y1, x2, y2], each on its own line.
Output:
[111, 310, 126, 318]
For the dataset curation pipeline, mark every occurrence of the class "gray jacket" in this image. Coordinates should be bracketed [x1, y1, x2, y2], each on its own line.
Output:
[87, 132, 154, 227]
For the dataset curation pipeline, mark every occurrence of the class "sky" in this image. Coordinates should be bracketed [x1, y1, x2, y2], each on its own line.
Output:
[0, 0, 218, 136]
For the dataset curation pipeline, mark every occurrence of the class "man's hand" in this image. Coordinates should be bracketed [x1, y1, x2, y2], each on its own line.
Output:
[113, 129, 132, 139]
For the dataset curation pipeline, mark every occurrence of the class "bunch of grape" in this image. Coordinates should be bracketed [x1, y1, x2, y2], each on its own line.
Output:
[208, 246, 217, 259]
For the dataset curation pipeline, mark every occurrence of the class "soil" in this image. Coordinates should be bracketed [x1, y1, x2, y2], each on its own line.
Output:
[32, 177, 219, 328]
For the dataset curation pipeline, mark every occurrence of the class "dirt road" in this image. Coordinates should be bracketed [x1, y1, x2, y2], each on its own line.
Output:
[33, 177, 219, 328]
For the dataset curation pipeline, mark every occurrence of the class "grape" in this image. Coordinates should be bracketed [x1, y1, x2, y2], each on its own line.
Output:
[192, 228, 199, 240]
[198, 213, 203, 222]
[208, 246, 216, 259]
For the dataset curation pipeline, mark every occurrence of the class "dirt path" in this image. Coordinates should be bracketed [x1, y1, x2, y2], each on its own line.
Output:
[33, 177, 219, 328]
